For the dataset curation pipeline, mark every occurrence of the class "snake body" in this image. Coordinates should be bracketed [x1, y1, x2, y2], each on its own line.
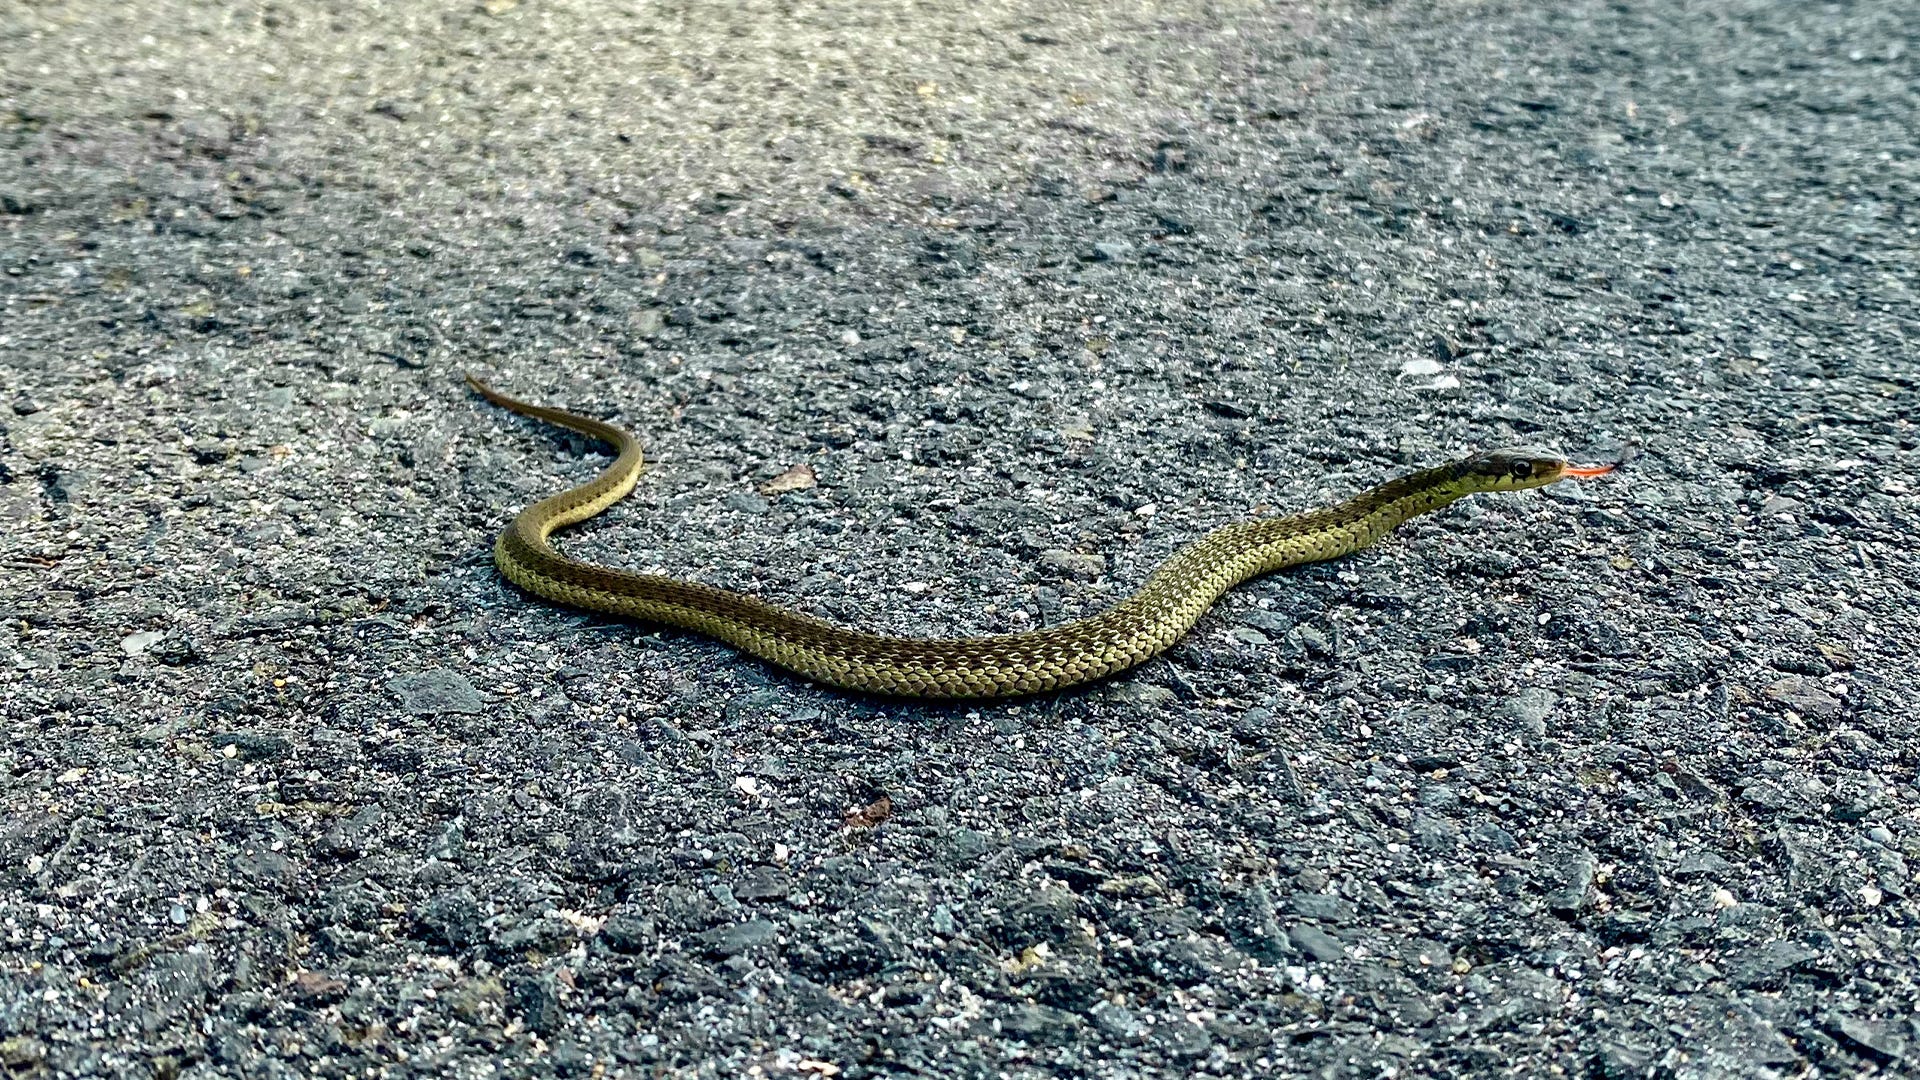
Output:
[467, 375, 1610, 698]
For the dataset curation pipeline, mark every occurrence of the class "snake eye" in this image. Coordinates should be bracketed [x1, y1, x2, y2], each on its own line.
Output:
[1510, 461, 1533, 480]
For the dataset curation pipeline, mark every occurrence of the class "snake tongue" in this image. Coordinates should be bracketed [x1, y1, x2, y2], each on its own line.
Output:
[1562, 463, 1617, 478]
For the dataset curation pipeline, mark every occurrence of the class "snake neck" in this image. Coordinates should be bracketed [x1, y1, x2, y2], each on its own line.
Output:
[1241, 463, 1465, 567]
[1061, 464, 1468, 664]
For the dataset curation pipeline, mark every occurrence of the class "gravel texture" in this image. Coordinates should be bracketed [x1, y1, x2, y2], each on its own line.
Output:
[3, 1, 1919, 1077]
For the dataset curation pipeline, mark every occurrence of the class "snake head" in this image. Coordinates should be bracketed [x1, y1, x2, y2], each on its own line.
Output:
[1459, 446, 1614, 490]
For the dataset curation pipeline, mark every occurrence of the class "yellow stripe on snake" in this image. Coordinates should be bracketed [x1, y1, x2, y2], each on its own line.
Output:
[466, 375, 1614, 698]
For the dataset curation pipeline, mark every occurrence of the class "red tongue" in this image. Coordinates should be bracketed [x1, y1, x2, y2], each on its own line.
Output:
[1562, 463, 1617, 478]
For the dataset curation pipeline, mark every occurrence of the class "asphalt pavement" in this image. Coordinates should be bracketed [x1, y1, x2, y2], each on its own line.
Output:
[2, 1, 1917, 1077]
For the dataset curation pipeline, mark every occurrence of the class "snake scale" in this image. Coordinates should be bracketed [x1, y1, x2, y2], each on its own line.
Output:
[466, 374, 1613, 698]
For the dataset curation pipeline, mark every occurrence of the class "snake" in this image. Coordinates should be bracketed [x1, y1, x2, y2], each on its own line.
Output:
[466, 374, 1615, 698]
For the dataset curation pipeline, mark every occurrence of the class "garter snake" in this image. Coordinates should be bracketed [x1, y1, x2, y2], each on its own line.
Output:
[466, 374, 1613, 698]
